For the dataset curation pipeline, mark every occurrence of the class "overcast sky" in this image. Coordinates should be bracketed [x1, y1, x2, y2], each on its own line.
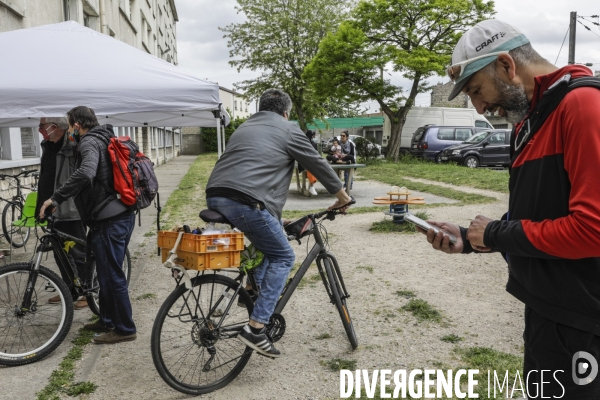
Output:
[175, 0, 600, 110]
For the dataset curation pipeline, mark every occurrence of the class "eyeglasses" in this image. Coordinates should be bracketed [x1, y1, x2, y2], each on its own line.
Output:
[340, 134, 346, 137]
[38, 123, 55, 133]
[446, 51, 506, 82]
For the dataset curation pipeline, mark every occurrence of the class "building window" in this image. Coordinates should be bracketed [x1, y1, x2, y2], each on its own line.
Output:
[234, 101, 238, 111]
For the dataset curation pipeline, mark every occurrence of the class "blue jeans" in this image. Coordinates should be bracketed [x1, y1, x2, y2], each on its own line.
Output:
[207, 197, 295, 325]
[89, 211, 136, 335]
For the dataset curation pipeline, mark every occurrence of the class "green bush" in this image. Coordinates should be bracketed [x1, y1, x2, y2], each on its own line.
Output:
[354, 135, 380, 162]
[201, 114, 249, 152]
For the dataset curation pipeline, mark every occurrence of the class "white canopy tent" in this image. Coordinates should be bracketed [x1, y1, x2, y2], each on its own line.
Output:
[0, 21, 230, 156]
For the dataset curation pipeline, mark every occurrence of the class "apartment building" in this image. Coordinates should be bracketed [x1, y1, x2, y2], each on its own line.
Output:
[0, 0, 180, 176]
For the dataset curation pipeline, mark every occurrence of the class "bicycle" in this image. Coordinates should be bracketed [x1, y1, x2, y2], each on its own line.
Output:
[151, 201, 358, 395]
[0, 211, 131, 366]
[0, 168, 40, 248]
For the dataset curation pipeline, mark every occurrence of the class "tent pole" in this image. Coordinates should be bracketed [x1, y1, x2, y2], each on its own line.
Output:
[216, 118, 222, 158]
[221, 123, 226, 152]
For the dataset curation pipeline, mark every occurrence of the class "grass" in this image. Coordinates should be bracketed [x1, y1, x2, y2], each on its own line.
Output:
[401, 298, 443, 323]
[161, 153, 217, 227]
[356, 265, 374, 273]
[36, 317, 99, 400]
[136, 293, 157, 300]
[454, 346, 524, 399]
[395, 289, 416, 299]
[441, 333, 464, 344]
[143, 231, 156, 237]
[321, 358, 357, 371]
[316, 333, 333, 340]
[360, 157, 509, 193]
[370, 211, 429, 233]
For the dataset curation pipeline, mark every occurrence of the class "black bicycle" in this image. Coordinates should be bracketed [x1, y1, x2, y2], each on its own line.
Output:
[0, 212, 131, 366]
[0, 169, 40, 248]
[151, 202, 358, 395]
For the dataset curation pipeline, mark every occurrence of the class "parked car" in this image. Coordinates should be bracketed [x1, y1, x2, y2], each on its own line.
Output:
[439, 129, 512, 168]
[409, 125, 489, 162]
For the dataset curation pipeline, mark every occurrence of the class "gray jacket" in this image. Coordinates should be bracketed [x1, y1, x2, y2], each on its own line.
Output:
[54, 136, 80, 220]
[207, 111, 343, 219]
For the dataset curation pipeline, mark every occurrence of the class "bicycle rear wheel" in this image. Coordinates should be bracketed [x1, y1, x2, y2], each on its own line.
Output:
[0, 263, 74, 366]
[322, 256, 358, 349]
[2, 202, 30, 248]
[151, 273, 254, 395]
[86, 248, 132, 316]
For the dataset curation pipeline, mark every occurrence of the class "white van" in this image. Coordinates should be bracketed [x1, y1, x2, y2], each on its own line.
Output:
[383, 107, 493, 151]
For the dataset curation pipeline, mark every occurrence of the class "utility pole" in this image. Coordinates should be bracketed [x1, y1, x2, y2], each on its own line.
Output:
[568, 11, 577, 64]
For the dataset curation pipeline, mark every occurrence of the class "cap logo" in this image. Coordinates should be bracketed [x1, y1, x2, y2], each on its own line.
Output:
[475, 32, 505, 52]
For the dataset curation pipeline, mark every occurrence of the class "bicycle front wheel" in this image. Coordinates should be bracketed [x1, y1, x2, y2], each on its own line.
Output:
[322, 256, 358, 349]
[2, 202, 30, 248]
[151, 273, 254, 395]
[86, 248, 132, 316]
[0, 263, 74, 366]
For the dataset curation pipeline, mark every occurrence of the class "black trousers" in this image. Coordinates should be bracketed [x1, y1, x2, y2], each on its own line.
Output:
[524, 306, 600, 399]
[54, 220, 87, 294]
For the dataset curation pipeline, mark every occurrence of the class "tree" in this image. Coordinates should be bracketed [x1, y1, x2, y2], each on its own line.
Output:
[304, 0, 495, 159]
[220, 0, 354, 131]
[200, 113, 249, 152]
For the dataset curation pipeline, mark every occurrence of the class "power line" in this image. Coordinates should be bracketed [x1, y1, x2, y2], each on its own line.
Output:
[555, 26, 570, 65]
[577, 19, 600, 39]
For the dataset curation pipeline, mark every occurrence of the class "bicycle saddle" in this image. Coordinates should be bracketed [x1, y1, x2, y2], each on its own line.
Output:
[199, 209, 232, 225]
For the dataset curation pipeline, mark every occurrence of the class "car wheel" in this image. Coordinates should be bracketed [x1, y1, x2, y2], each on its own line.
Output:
[434, 153, 442, 163]
[464, 156, 480, 168]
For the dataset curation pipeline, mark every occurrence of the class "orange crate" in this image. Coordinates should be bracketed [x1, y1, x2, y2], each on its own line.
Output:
[157, 231, 244, 270]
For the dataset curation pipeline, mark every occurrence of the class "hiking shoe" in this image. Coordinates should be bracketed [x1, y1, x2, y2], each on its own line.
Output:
[84, 320, 113, 333]
[238, 324, 280, 358]
[93, 331, 137, 344]
[309, 186, 318, 196]
[74, 298, 88, 310]
[48, 295, 62, 304]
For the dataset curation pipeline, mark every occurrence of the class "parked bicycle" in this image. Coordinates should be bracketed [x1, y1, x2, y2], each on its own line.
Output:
[0, 211, 131, 366]
[0, 169, 40, 248]
[151, 201, 358, 395]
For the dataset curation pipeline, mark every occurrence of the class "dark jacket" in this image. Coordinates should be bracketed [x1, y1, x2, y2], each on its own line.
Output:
[52, 125, 116, 226]
[206, 111, 342, 220]
[482, 65, 600, 335]
[37, 134, 80, 221]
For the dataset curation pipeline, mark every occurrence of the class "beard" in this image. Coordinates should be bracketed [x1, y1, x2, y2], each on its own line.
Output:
[492, 74, 530, 124]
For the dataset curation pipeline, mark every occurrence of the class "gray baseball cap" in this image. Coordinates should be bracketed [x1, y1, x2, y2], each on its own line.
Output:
[447, 20, 530, 100]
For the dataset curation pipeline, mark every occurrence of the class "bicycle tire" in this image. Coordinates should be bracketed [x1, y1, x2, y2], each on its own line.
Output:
[1, 202, 30, 248]
[323, 257, 359, 349]
[86, 248, 132, 316]
[0, 263, 74, 366]
[151, 273, 254, 395]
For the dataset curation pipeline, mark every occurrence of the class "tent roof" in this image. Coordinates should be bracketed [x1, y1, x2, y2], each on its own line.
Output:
[0, 21, 228, 128]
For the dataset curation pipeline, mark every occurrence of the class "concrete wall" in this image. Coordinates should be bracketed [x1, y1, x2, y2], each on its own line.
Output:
[180, 127, 202, 155]
[430, 81, 469, 108]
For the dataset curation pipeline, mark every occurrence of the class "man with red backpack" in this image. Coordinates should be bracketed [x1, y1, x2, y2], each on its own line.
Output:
[39, 106, 137, 344]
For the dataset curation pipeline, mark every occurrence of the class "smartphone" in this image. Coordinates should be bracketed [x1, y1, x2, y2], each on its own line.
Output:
[404, 213, 458, 244]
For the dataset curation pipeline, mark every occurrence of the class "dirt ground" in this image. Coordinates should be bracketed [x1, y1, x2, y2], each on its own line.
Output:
[76, 183, 525, 400]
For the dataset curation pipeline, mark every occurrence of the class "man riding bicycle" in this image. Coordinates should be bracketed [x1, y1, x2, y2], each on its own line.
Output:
[206, 88, 351, 357]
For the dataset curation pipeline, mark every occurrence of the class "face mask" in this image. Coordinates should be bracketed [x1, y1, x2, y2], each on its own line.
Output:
[311, 138, 317, 143]
[69, 128, 80, 143]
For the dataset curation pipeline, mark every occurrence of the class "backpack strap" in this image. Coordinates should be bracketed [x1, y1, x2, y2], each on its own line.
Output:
[511, 74, 600, 161]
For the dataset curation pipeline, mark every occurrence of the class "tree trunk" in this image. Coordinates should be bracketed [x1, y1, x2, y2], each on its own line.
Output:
[294, 103, 307, 132]
[386, 117, 403, 161]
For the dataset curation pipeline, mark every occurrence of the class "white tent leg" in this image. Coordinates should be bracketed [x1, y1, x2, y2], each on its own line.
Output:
[216, 118, 222, 159]
[221, 124, 226, 152]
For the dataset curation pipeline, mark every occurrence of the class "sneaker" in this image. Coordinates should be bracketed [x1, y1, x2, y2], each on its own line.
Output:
[74, 298, 88, 310]
[239, 324, 280, 358]
[84, 320, 114, 333]
[308, 186, 318, 196]
[93, 331, 137, 344]
[48, 295, 61, 304]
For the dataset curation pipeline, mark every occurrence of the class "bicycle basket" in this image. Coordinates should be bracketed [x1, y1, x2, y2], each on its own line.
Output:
[284, 216, 314, 240]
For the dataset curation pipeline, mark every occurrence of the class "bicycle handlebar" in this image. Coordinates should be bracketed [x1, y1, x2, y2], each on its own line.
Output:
[312, 196, 356, 219]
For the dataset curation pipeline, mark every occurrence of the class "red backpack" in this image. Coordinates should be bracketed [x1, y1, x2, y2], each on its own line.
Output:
[108, 136, 159, 212]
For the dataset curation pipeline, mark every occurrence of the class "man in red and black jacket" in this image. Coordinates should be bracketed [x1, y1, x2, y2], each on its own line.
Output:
[421, 19, 600, 398]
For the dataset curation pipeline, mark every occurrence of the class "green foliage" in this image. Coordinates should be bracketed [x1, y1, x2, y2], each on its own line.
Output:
[305, 0, 495, 158]
[395, 289, 417, 299]
[200, 114, 249, 153]
[370, 211, 430, 233]
[321, 358, 357, 371]
[220, 0, 357, 130]
[354, 136, 380, 162]
[441, 333, 464, 343]
[402, 298, 443, 323]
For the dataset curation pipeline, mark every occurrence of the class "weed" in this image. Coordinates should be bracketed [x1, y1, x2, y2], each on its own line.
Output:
[316, 333, 333, 340]
[143, 231, 156, 237]
[356, 265, 374, 273]
[36, 317, 99, 399]
[395, 289, 416, 299]
[321, 358, 357, 371]
[136, 293, 157, 300]
[441, 334, 464, 344]
[401, 299, 442, 323]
